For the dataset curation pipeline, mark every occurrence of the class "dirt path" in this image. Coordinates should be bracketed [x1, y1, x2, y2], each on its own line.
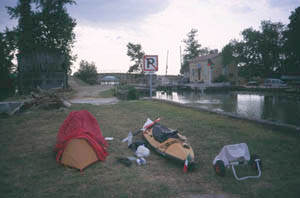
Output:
[68, 76, 119, 105]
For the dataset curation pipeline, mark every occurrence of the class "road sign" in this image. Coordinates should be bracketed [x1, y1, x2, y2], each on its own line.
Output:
[143, 55, 158, 98]
[143, 55, 158, 73]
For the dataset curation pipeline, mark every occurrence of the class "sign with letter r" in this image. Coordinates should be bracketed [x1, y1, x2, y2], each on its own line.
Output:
[143, 55, 158, 72]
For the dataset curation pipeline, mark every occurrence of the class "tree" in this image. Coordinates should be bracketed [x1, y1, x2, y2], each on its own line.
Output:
[181, 29, 216, 74]
[73, 60, 98, 84]
[33, 0, 77, 72]
[7, 0, 77, 92]
[0, 30, 17, 99]
[284, 6, 300, 73]
[127, 42, 145, 73]
[7, 0, 35, 54]
[222, 21, 285, 80]
[222, 40, 237, 66]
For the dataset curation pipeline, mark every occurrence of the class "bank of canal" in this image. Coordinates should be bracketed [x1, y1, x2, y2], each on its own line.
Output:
[154, 90, 300, 129]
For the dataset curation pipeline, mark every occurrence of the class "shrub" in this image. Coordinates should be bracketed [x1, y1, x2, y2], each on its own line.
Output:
[214, 75, 228, 83]
[73, 60, 98, 85]
[115, 85, 139, 100]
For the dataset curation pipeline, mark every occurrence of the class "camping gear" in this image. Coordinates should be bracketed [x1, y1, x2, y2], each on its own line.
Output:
[213, 143, 262, 180]
[129, 140, 146, 151]
[135, 145, 150, 158]
[122, 118, 161, 143]
[116, 157, 132, 167]
[55, 110, 108, 171]
[136, 157, 146, 165]
[142, 119, 195, 167]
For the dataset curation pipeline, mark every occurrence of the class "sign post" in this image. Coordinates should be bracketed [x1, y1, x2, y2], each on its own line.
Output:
[143, 55, 158, 98]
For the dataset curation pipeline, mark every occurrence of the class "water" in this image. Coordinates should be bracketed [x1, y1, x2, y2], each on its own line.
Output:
[155, 91, 300, 127]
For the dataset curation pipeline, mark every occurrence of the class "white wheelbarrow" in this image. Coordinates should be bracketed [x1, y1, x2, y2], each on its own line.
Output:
[213, 143, 262, 181]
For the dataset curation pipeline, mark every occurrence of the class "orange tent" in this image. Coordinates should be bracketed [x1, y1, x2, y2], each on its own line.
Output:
[55, 110, 108, 171]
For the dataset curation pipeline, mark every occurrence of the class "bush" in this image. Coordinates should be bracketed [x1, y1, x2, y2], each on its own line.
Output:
[73, 60, 98, 85]
[214, 75, 228, 83]
[115, 85, 139, 100]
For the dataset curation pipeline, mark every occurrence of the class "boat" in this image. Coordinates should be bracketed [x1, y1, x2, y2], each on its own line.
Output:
[142, 122, 195, 165]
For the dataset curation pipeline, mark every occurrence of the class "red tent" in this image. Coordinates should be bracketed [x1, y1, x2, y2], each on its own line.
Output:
[55, 110, 108, 170]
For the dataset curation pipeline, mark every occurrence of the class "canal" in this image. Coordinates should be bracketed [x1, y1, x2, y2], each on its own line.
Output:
[155, 91, 300, 127]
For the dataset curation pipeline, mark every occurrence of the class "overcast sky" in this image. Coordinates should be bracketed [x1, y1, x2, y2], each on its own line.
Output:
[1, 0, 299, 75]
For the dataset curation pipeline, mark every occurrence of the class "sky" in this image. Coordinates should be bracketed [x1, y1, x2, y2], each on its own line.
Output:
[1, 0, 299, 75]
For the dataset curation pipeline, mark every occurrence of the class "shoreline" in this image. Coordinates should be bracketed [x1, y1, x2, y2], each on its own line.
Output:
[145, 97, 300, 133]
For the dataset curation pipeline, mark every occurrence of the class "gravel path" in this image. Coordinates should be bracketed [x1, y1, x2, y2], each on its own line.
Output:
[69, 77, 119, 105]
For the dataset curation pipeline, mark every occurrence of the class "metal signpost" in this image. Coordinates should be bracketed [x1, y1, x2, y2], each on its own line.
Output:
[143, 55, 158, 98]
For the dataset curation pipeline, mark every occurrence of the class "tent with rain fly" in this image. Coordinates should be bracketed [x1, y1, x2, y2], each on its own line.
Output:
[55, 110, 108, 171]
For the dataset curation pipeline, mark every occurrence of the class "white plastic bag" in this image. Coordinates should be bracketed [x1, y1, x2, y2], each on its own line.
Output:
[135, 145, 150, 158]
[127, 132, 133, 146]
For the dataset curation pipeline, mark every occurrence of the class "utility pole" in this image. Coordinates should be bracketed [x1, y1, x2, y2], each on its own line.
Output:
[165, 50, 169, 76]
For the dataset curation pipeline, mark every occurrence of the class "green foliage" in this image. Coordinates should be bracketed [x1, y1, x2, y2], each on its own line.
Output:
[222, 9, 300, 79]
[6, 0, 77, 89]
[222, 20, 285, 80]
[73, 60, 98, 85]
[284, 7, 300, 73]
[127, 42, 145, 73]
[221, 40, 237, 66]
[182, 29, 202, 60]
[213, 75, 228, 83]
[115, 85, 139, 100]
[181, 28, 218, 74]
[7, 0, 35, 53]
[34, 0, 77, 71]
[0, 31, 17, 99]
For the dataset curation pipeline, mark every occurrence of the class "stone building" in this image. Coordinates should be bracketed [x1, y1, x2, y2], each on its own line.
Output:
[188, 53, 238, 84]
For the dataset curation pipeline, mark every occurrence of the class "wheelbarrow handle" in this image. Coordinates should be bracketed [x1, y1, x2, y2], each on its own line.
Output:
[231, 160, 262, 181]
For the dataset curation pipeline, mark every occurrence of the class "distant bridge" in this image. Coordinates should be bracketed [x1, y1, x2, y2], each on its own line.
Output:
[97, 73, 181, 85]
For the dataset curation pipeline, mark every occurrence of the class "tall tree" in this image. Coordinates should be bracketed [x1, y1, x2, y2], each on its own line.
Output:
[223, 21, 285, 80]
[183, 29, 202, 59]
[181, 29, 201, 74]
[284, 6, 300, 73]
[181, 28, 216, 74]
[0, 30, 17, 98]
[7, 0, 35, 54]
[7, 0, 77, 92]
[259, 21, 285, 75]
[73, 60, 98, 84]
[127, 42, 145, 73]
[34, 0, 77, 71]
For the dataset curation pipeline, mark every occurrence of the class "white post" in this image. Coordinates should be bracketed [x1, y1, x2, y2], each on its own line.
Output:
[149, 74, 153, 98]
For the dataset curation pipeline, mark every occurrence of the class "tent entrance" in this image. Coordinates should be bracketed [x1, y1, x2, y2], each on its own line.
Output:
[61, 139, 98, 170]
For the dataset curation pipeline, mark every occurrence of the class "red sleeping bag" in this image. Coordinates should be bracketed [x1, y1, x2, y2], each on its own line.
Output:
[55, 110, 108, 162]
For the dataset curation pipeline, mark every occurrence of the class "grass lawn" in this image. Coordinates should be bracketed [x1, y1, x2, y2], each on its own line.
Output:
[0, 100, 299, 198]
[98, 88, 115, 98]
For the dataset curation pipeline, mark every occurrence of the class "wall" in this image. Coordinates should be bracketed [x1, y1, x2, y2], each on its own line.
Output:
[17, 50, 66, 92]
[97, 73, 181, 85]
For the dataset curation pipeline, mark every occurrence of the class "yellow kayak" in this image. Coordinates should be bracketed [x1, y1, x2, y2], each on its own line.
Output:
[143, 123, 194, 164]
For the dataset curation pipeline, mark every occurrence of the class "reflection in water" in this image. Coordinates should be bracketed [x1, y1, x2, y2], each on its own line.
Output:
[237, 94, 264, 119]
[155, 91, 300, 126]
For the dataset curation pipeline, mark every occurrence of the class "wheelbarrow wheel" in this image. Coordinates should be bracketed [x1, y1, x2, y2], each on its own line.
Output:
[214, 160, 225, 176]
[250, 154, 262, 171]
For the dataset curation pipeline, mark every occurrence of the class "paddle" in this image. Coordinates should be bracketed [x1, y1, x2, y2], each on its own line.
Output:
[122, 118, 161, 143]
